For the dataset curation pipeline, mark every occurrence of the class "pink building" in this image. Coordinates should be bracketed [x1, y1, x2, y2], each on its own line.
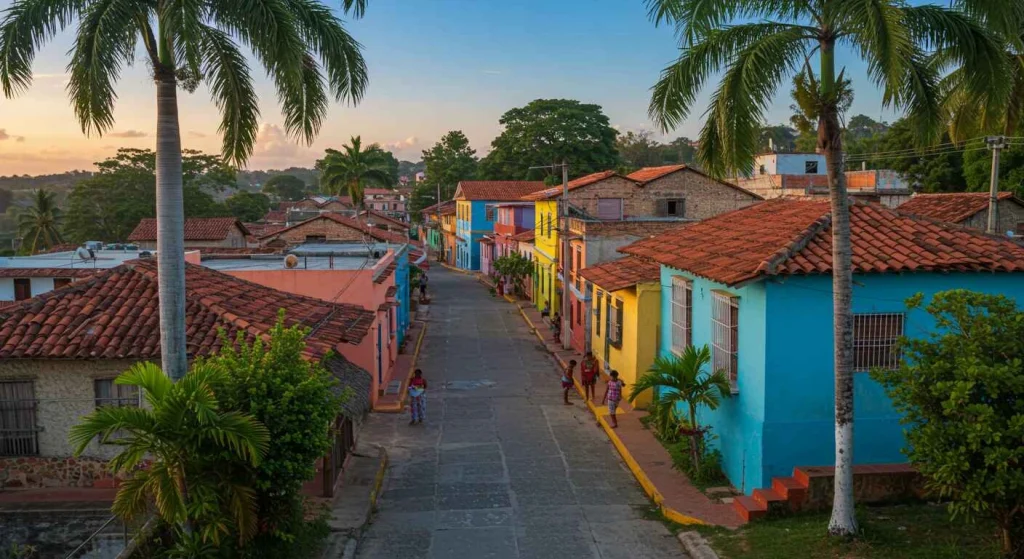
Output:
[511, 229, 536, 301]
[364, 188, 407, 216]
[478, 237, 495, 277]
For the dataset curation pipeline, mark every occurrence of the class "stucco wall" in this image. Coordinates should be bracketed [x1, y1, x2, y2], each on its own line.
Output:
[590, 283, 660, 408]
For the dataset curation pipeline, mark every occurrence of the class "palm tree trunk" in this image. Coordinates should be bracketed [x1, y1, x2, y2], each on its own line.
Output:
[820, 40, 858, 537]
[688, 404, 700, 468]
[155, 66, 188, 381]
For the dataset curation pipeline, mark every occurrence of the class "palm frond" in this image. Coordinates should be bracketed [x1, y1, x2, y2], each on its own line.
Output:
[160, 0, 205, 81]
[117, 362, 172, 406]
[836, 0, 913, 107]
[111, 470, 153, 521]
[644, 0, 812, 44]
[340, 0, 366, 18]
[226, 482, 259, 542]
[897, 49, 944, 147]
[199, 25, 260, 167]
[280, 52, 328, 145]
[65, 0, 142, 136]
[285, 0, 368, 105]
[0, 0, 83, 97]
[206, 411, 269, 465]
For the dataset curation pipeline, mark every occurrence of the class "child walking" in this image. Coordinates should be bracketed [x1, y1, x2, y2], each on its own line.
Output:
[408, 369, 427, 425]
[580, 351, 599, 401]
[561, 359, 577, 405]
[602, 370, 625, 428]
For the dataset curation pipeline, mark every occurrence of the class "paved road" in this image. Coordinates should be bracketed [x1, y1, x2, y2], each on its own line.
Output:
[354, 267, 686, 559]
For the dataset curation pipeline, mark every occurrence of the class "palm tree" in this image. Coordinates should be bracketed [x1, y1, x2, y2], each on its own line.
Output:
[645, 0, 1007, 535]
[322, 136, 394, 209]
[790, 63, 853, 152]
[940, 4, 1024, 231]
[17, 189, 64, 254]
[70, 362, 269, 545]
[629, 345, 730, 469]
[0, 0, 369, 382]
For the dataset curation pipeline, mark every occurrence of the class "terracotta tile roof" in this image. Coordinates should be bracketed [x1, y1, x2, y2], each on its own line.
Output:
[263, 210, 287, 223]
[512, 230, 536, 242]
[0, 259, 375, 360]
[620, 198, 1024, 286]
[626, 165, 688, 183]
[364, 188, 395, 195]
[521, 171, 628, 201]
[0, 268, 98, 279]
[243, 223, 286, 237]
[421, 201, 456, 215]
[579, 256, 661, 292]
[385, 286, 397, 298]
[409, 248, 429, 269]
[259, 214, 408, 245]
[897, 192, 1021, 224]
[477, 236, 495, 244]
[360, 209, 410, 230]
[127, 218, 250, 242]
[373, 261, 396, 284]
[455, 181, 547, 201]
[439, 204, 457, 216]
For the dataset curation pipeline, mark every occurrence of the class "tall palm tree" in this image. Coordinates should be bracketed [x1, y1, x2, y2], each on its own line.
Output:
[70, 362, 269, 545]
[322, 136, 394, 209]
[645, 0, 1007, 535]
[0, 0, 369, 381]
[940, 4, 1024, 231]
[629, 345, 730, 469]
[17, 189, 64, 254]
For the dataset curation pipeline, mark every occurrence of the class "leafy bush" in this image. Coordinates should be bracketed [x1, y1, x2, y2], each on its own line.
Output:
[872, 290, 1024, 558]
[492, 253, 533, 297]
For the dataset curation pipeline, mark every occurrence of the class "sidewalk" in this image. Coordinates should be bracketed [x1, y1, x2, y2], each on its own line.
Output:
[373, 320, 427, 413]
[508, 295, 744, 528]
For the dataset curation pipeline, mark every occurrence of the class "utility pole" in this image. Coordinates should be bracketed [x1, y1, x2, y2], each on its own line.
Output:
[986, 136, 1005, 235]
[560, 160, 570, 350]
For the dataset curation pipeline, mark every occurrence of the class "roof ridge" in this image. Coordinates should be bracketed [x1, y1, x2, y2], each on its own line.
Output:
[759, 208, 833, 277]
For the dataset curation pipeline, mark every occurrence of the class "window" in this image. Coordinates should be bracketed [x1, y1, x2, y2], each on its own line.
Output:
[805, 160, 819, 173]
[758, 164, 766, 175]
[711, 292, 739, 392]
[594, 289, 603, 336]
[13, 278, 30, 301]
[546, 213, 552, 237]
[670, 276, 692, 354]
[0, 380, 38, 455]
[54, 278, 72, 290]
[305, 235, 327, 243]
[597, 198, 623, 220]
[574, 247, 582, 272]
[665, 199, 686, 217]
[607, 298, 623, 347]
[94, 379, 140, 408]
[853, 313, 905, 371]
[485, 205, 496, 222]
[576, 300, 583, 326]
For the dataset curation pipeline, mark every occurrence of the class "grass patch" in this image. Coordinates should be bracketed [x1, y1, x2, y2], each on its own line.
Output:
[703, 502, 1001, 559]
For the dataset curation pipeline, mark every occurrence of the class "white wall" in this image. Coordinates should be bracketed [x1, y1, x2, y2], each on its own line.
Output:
[0, 279, 14, 301]
[31, 278, 54, 296]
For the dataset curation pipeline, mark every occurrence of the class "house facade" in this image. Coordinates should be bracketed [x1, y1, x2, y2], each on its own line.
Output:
[127, 217, 251, 250]
[512, 230, 536, 300]
[621, 198, 1024, 495]
[898, 191, 1024, 236]
[440, 205, 457, 266]
[478, 237, 496, 277]
[493, 203, 535, 261]
[453, 181, 546, 271]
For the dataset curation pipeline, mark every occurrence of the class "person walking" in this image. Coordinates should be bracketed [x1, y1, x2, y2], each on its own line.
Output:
[418, 273, 428, 299]
[602, 370, 624, 428]
[580, 351, 599, 402]
[408, 369, 427, 425]
[561, 359, 577, 406]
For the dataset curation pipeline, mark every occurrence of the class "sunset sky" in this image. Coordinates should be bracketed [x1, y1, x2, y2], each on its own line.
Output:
[0, 0, 907, 176]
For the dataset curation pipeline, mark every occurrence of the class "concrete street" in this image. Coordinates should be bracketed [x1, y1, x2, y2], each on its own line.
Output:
[354, 267, 686, 559]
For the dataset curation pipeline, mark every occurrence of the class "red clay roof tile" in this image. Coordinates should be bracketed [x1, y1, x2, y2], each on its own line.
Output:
[521, 171, 628, 201]
[626, 165, 688, 183]
[897, 192, 1021, 223]
[359, 209, 410, 230]
[511, 230, 536, 242]
[620, 198, 1024, 286]
[127, 218, 249, 242]
[0, 259, 374, 360]
[579, 256, 661, 292]
[0, 268, 98, 279]
[455, 181, 547, 201]
[259, 214, 408, 244]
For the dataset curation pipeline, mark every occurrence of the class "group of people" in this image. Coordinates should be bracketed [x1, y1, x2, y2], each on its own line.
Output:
[561, 351, 625, 428]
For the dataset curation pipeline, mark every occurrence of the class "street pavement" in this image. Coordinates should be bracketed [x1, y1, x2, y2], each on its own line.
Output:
[353, 267, 686, 559]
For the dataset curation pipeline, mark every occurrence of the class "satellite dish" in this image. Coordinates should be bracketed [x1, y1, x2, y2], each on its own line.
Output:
[284, 254, 299, 268]
[139, 251, 153, 259]
[75, 247, 93, 260]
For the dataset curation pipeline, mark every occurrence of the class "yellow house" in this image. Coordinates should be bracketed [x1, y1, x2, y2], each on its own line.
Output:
[581, 256, 662, 408]
[524, 197, 560, 314]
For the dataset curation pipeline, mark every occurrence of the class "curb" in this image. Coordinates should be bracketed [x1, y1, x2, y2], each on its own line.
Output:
[677, 531, 720, 559]
[373, 320, 428, 414]
[324, 445, 390, 559]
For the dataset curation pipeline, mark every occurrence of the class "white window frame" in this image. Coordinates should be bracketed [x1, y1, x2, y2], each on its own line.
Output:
[607, 297, 624, 347]
[670, 276, 692, 355]
[711, 292, 739, 393]
[853, 313, 905, 372]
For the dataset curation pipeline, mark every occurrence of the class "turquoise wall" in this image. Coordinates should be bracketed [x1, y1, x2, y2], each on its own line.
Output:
[394, 246, 411, 345]
[456, 200, 499, 271]
[660, 266, 1024, 494]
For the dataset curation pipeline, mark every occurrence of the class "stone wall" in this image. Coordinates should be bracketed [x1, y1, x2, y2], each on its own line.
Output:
[638, 169, 762, 220]
[265, 216, 366, 246]
[961, 199, 1024, 235]
[0, 455, 117, 489]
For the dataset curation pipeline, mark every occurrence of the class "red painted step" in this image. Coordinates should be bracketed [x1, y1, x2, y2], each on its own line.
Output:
[753, 488, 788, 515]
[732, 495, 767, 522]
[772, 476, 809, 504]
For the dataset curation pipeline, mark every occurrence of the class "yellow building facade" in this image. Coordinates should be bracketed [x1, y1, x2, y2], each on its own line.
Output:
[531, 199, 560, 314]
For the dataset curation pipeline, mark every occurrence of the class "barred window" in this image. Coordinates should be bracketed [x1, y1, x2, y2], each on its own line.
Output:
[607, 298, 624, 348]
[0, 380, 38, 456]
[594, 289, 603, 336]
[95, 379, 140, 408]
[711, 292, 739, 392]
[485, 204, 496, 221]
[670, 276, 692, 354]
[853, 313, 905, 371]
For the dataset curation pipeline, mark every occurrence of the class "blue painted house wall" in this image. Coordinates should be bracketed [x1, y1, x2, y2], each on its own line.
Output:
[394, 245, 410, 345]
[456, 201, 499, 271]
[659, 266, 1024, 493]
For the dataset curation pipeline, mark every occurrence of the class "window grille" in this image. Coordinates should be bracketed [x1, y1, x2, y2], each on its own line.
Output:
[711, 293, 739, 392]
[607, 298, 624, 347]
[853, 313, 905, 371]
[671, 277, 692, 354]
[485, 205, 496, 221]
[0, 381, 38, 455]
[594, 289, 603, 336]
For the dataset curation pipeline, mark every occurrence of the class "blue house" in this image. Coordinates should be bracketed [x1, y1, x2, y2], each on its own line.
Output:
[453, 181, 546, 271]
[621, 198, 1024, 494]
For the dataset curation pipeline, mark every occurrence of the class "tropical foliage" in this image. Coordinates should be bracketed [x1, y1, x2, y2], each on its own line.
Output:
[225, 191, 271, 223]
[320, 136, 395, 207]
[70, 362, 270, 546]
[261, 175, 309, 202]
[492, 253, 533, 298]
[17, 189, 63, 254]
[411, 130, 478, 216]
[872, 290, 1024, 558]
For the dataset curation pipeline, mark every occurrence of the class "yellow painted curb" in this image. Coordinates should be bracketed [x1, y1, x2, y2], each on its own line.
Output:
[439, 262, 473, 275]
[373, 320, 428, 414]
[368, 447, 389, 512]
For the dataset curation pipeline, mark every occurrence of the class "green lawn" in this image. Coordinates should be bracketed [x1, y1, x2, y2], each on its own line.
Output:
[697, 503, 1001, 559]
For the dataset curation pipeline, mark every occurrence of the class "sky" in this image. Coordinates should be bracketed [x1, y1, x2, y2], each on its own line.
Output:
[0, 0, 908, 176]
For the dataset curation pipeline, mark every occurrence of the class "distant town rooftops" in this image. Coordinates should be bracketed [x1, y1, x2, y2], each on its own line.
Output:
[897, 192, 1023, 223]
[127, 217, 249, 242]
[200, 254, 380, 272]
[521, 171, 625, 201]
[454, 181, 547, 201]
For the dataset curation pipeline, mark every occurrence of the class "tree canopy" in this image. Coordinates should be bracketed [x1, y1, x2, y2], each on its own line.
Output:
[225, 191, 272, 223]
[479, 99, 619, 182]
[410, 130, 478, 216]
[262, 175, 309, 201]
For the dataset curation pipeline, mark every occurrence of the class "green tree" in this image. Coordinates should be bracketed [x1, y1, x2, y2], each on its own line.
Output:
[758, 124, 798, 153]
[492, 253, 533, 298]
[322, 136, 394, 208]
[872, 290, 1024, 557]
[69, 362, 269, 546]
[0, 0, 369, 381]
[646, 0, 1006, 535]
[261, 174, 309, 201]
[843, 114, 889, 157]
[865, 119, 968, 193]
[225, 191, 271, 223]
[366, 144, 400, 185]
[664, 137, 697, 165]
[17, 189, 63, 254]
[64, 149, 233, 244]
[963, 143, 1024, 199]
[201, 316, 343, 548]
[617, 130, 665, 170]
[479, 99, 619, 182]
[629, 345, 730, 469]
[789, 67, 853, 153]
[413, 130, 478, 216]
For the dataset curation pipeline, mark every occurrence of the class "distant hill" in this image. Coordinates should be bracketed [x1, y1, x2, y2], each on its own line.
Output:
[237, 167, 321, 191]
[0, 170, 93, 193]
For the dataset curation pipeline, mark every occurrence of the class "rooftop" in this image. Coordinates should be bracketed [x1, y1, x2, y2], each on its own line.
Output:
[521, 171, 626, 201]
[579, 256, 661, 292]
[201, 254, 380, 272]
[0, 259, 375, 360]
[259, 213, 410, 245]
[454, 181, 547, 201]
[620, 198, 1024, 286]
[897, 192, 1022, 224]
[0, 249, 153, 270]
[127, 217, 248, 242]
[626, 165, 688, 183]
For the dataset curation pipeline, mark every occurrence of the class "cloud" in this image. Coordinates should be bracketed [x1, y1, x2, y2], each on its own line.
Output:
[108, 130, 147, 138]
[482, 70, 502, 75]
[32, 73, 67, 79]
[15, 136, 24, 143]
[384, 136, 418, 150]
[188, 131, 207, 138]
[0, 129, 24, 142]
